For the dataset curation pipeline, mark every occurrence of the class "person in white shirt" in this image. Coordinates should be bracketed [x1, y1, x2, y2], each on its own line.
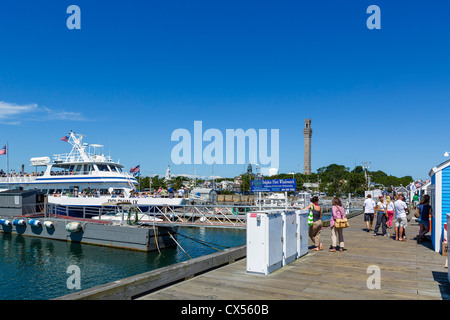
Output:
[374, 195, 388, 236]
[394, 194, 409, 241]
[363, 194, 376, 232]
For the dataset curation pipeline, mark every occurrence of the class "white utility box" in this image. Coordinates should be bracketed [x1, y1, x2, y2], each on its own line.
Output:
[296, 209, 309, 258]
[282, 211, 298, 266]
[246, 210, 283, 275]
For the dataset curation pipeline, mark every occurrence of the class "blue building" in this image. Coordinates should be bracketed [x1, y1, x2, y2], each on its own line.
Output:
[429, 160, 450, 252]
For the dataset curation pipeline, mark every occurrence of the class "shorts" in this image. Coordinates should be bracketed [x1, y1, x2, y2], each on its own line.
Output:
[418, 218, 429, 228]
[395, 217, 408, 228]
[364, 212, 374, 222]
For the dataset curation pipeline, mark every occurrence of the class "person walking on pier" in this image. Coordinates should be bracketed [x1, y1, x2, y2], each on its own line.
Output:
[385, 196, 394, 229]
[374, 195, 388, 236]
[363, 194, 376, 232]
[306, 196, 323, 251]
[417, 194, 432, 242]
[394, 194, 408, 241]
[329, 197, 345, 252]
[413, 193, 420, 209]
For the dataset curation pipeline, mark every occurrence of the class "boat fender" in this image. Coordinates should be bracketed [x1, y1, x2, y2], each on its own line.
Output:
[0, 219, 11, 227]
[65, 222, 82, 233]
[12, 219, 26, 226]
[28, 219, 42, 227]
[43, 221, 54, 228]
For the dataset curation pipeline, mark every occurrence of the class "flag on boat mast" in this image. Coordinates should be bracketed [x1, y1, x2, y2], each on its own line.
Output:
[61, 135, 69, 142]
[1, 143, 9, 189]
[0, 145, 6, 155]
[130, 164, 140, 177]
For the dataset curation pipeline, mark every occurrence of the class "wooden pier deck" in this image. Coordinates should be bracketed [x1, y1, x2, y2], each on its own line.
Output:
[138, 216, 450, 300]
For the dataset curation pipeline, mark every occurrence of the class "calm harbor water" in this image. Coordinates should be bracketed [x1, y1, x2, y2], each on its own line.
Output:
[0, 226, 246, 300]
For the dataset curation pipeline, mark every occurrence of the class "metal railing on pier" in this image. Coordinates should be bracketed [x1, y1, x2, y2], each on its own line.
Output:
[43, 201, 364, 228]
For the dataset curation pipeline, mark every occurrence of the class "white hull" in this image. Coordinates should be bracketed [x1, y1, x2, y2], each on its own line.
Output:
[48, 195, 186, 207]
[91, 213, 163, 222]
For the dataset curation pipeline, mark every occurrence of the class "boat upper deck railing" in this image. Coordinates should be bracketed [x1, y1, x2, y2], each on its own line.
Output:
[52, 152, 114, 164]
[0, 176, 38, 183]
[0, 170, 136, 183]
[46, 170, 133, 177]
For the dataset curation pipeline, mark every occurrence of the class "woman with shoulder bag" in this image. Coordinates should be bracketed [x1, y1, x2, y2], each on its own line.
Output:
[329, 197, 346, 252]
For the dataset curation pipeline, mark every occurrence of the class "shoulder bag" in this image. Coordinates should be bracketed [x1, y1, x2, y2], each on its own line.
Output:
[308, 206, 314, 226]
[334, 206, 349, 229]
[413, 205, 421, 218]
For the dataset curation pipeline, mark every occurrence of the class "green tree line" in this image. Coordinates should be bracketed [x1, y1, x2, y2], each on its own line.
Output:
[134, 164, 413, 197]
[239, 164, 413, 196]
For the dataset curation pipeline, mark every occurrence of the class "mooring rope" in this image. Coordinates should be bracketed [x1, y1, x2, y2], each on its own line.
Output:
[152, 222, 161, 255]
[176, 233, 230, 252]
[168, 232, 192, 259]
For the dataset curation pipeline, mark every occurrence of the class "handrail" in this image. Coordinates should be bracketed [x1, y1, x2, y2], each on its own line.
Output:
[44, 202, 362, 227]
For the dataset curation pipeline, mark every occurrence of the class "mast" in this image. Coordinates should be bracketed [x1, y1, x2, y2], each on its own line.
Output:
[56, 131, 90, 163]
[6, 142, 9, 190]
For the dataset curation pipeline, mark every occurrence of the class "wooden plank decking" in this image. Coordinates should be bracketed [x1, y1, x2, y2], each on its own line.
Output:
[138, 215, 450, 300]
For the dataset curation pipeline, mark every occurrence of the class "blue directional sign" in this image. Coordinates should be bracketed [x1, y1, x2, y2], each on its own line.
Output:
[250, 179, 296, 192]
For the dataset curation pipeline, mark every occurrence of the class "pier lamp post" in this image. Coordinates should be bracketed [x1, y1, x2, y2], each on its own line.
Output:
[255, 164, 262, 210]
[289, 171, 295, 179]
[362, 161, 371, 190]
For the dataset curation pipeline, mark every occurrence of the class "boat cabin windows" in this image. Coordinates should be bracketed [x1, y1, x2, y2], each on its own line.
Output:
[96, 164, 109, 172]
[48, 163, 123, 175]
[68, 164, 94, 175]
[50, 167, 70, 176]
[85, 165, 93, 174]
[107, 165, 122, 173]
[110, 188, 125, 197]
[48, 189, 62, 195]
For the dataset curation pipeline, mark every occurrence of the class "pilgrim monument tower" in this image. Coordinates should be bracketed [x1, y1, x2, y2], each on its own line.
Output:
[303, 119, 312, 175]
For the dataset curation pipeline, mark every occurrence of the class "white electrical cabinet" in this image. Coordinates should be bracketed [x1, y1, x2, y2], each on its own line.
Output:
[282, 211, 297, 266]
[246, 210, 283, 275]
[296, 209, 309, 258]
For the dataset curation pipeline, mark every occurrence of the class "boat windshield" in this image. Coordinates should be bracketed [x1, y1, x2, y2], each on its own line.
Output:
[97, 164, 110, 172]
[109, 165, 122, 173]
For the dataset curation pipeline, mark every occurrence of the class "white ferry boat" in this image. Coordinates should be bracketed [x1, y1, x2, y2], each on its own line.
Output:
[0, 131, 186, 217]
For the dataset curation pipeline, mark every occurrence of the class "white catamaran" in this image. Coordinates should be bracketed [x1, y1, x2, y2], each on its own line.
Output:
[0, 131, 186, 216]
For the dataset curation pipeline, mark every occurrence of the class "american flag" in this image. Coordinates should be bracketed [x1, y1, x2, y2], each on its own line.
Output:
[61, 136, 69, 142]
[130, 165, 140, 173]
[0, 145, 6, 155]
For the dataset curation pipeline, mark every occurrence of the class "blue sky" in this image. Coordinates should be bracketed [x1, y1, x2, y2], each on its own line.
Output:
[0, 0, 449, 181]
